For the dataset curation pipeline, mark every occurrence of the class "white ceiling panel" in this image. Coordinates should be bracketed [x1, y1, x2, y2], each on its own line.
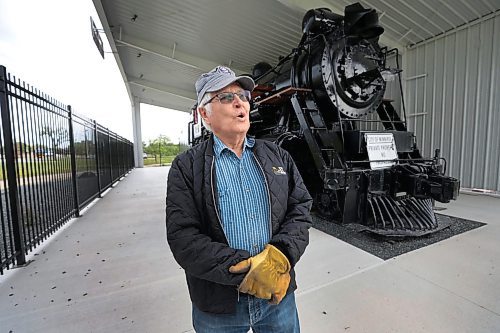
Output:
[93, 0, 500, 113]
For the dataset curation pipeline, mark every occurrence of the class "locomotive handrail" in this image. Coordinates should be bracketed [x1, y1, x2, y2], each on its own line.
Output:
[348, 119, 406, 123]
[345, 158, 437, 164]
[383, 47, 408, 129]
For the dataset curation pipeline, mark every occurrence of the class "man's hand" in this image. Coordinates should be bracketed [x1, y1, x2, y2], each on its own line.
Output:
[229, 244, 291, 304]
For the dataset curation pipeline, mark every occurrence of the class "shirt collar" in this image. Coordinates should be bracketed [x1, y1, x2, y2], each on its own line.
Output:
[213, 134, 254, 157]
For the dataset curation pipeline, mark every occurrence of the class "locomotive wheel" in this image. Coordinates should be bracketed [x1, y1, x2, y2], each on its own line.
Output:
[315, 190, 341, 221]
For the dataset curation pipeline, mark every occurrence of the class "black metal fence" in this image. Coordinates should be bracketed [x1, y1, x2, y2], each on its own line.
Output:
[0, 65, 134, 274]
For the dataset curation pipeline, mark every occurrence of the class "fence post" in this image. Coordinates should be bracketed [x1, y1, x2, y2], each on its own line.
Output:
[0, 66, 26, 265]
[67, 105, 80, 217]
[94, 120, 102, 197]
[108, 128, 113, 185]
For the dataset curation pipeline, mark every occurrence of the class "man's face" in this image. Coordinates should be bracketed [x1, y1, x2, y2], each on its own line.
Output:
[200, 83, 250, 138]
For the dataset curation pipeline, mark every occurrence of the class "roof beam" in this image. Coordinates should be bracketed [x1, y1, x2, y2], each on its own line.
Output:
[276, 0, 404, 52]
[128, 78, 195, 113]
[134, 95, 192, 113]
[134, 96, 193, 114]
[114, 34, 248, 75]
[408, 9, 500, 49]
[117, 39, 201, 71]
[400, 0, 448, 34]
[375, 0, 432, 38]
[128, 77, 196, 102]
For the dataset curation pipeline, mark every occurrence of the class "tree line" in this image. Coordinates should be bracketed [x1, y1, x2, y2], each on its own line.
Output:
[143, 135, 180, 158]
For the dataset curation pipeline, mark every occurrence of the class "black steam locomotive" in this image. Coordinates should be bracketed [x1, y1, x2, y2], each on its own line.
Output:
[189, 3, 460, 236]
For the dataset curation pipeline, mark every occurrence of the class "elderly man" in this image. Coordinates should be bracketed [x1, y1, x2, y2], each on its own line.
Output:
[166, 66, 312, 332]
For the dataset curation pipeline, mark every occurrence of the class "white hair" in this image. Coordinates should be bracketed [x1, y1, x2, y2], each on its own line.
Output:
[198, 92, 213, 132]
[197, 82, 244, 133]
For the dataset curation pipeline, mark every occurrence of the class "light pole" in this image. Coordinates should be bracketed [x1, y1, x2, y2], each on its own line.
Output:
[158, 140, 161, 166]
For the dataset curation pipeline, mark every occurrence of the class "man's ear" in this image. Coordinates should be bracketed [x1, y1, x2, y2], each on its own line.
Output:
[198, 106, 210, 124]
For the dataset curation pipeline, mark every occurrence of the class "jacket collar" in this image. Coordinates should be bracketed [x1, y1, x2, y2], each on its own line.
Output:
[212, 134, 255, 157]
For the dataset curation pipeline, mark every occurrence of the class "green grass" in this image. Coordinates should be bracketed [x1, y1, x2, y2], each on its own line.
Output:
[143, 156, 176, 166]
[0, 156, 97, 180]
[0, 155, 175, 180]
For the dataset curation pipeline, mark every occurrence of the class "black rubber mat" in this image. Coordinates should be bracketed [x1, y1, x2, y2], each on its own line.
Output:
[312, 213, 486, 260]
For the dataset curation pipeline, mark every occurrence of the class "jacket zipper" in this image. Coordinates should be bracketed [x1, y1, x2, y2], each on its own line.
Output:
[253, 154, 273, 240]
[211, 158, 230, 245]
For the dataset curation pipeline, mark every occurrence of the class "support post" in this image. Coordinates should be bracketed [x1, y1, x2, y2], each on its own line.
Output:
[132, 100, 144, 167]
[0, 66, 26, 265]
[108, 128, 113, 185]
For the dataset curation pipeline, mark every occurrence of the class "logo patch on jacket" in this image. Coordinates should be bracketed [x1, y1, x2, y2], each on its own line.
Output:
[272, 166, 286, 175]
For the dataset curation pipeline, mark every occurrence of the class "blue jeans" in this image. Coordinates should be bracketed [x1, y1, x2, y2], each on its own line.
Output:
[192, 292, 300, 333]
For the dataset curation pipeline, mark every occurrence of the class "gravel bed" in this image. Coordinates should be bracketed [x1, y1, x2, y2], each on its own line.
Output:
[312, 213, 486, 260]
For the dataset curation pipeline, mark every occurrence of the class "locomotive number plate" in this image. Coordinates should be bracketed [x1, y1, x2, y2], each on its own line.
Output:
[364, 133, 398, 170]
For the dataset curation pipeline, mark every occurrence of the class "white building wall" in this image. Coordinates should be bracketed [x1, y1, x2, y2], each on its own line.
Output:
[404, 14, 500, 191]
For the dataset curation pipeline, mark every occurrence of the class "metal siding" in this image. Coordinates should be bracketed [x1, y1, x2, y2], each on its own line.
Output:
[432, 40, 445, 159]
[428, 41, 438, 157]
[404, 49, 414, 133]
[382, 55, 400, 109]
[450, 30, 467, 180]
[420, 47, 427, 153]
[405, 15, 500, 191]
[465, 25, 481, 189]
[492, 16, 500, 190]
[415, 46, 426, 148]
[440, 34, 455, 166]
[423, 42, 435, 156]
[473, 19, 493, 187]
[478, 17, 499, 188]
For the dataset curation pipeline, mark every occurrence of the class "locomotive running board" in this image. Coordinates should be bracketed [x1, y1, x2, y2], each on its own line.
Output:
[254, 86, 311, 106]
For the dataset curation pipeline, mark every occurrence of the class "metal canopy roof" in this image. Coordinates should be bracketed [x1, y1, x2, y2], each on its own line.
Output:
[92, 0, 500, 113]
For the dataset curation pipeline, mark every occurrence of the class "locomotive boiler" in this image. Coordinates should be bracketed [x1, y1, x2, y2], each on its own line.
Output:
[189, 3, 460, 236]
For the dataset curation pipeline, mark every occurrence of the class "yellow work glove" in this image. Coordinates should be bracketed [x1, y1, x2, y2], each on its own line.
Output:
[229, 244, 291, 304]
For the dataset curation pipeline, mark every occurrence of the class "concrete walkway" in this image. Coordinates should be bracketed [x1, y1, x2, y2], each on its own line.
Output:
[0, 167, 499, 332]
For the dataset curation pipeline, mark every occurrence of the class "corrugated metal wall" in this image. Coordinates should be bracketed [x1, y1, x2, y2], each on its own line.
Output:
[404, 14, 500, 191]
[384, 53, 403, 114]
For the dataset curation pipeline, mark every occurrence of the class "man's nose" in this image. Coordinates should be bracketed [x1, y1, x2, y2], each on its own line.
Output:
[232, 94, 243, 107]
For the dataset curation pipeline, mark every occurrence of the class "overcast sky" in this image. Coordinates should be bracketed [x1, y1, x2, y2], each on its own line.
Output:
[0, 0, 190, 143]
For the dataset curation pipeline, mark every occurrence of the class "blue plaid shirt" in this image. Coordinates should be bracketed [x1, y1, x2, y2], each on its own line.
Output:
[213, 135, 270, 256]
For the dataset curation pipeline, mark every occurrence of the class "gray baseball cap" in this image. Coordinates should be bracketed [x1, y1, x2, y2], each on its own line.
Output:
[195, 66, 255, 106]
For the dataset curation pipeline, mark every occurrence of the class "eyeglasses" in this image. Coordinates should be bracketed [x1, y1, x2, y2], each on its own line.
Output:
[202, 90, 251, 106]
